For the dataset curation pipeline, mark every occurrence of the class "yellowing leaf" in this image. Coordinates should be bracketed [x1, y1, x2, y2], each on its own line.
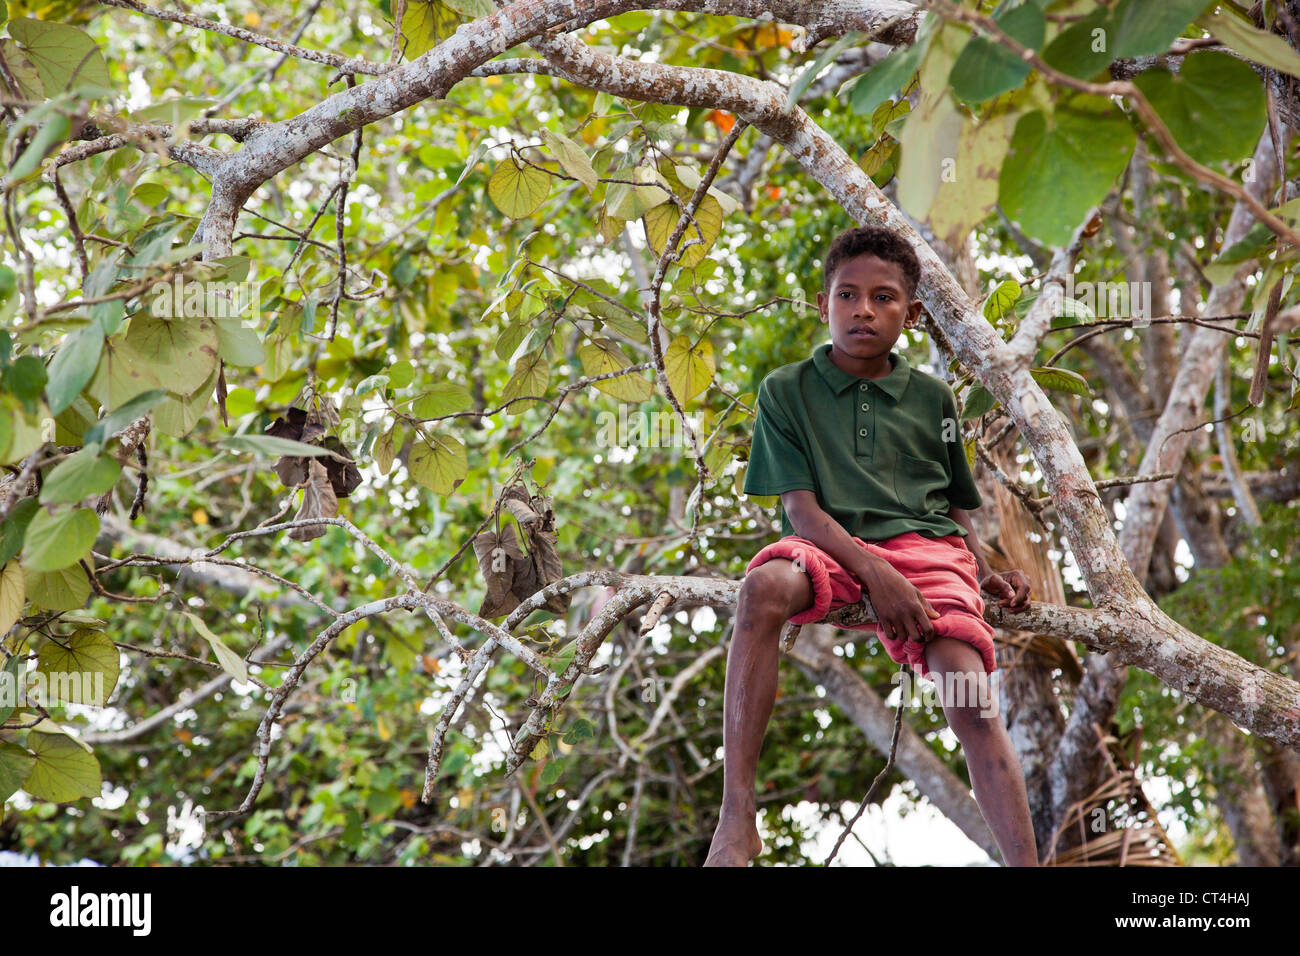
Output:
[374, 429, 397, 475]
[408, 432, 468, 496]
[664, 335, 715, 404]
[501, 350, 550, 414]
[35, 628, 119, 705]
[0, 561, 24, 636]
[578, 338, 654, 402]
[185, 611, 247, 684]
[642, 194, 723, 269]
[22, 730, 101, 804]
[488, 158, 551, 219]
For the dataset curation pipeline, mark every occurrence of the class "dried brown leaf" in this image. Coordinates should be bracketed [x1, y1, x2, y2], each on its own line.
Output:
[287, 459, 338, 542]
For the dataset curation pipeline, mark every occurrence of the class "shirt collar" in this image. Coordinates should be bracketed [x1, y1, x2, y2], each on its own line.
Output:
[812, 342, 911, 401]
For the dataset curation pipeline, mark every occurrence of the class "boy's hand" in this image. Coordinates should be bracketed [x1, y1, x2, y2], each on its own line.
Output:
[980, 568, 1031, 611]
[855, 559, 941, 645]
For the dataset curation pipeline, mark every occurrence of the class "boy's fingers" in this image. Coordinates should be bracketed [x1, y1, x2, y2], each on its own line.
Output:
[917, 591, 941, 618]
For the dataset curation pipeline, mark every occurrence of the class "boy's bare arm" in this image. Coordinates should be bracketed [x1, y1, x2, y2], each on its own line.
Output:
[779, 490, 941, 643]
[947, 506, 1032, 611]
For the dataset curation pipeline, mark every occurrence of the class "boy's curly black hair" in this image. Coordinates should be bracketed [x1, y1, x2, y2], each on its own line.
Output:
[822, 225, 922, 300]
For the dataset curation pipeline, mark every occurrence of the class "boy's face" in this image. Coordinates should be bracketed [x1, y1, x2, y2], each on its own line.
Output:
[816, 253, 923, 367]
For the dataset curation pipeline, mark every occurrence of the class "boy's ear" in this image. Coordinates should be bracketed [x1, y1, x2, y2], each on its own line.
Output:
[815, 290, 829, 323]
[903, 298, 923, 328]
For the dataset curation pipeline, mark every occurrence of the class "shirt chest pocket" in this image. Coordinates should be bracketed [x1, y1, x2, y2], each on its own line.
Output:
[892, 452, 949, 516]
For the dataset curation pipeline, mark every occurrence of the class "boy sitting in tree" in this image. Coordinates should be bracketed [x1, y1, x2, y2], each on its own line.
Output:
[704, 226, 1038, 867]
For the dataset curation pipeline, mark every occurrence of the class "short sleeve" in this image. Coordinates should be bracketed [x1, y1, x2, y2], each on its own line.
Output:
[743, 378, 816, 496]
[942, 384, 982, 510]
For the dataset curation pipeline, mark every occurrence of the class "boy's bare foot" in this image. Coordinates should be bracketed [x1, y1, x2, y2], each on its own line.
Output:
[703, 812, 763, 866]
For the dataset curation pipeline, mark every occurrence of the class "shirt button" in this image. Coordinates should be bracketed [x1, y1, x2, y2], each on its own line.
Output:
[859, 383, 868, 392]
[859, 428, 868, 437]
[861, 402, 870, 411]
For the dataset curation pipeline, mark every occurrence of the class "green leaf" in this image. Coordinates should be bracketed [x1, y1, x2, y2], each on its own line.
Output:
[122, 313, 220, 396]
[0, 560, 24, 637]
[8, 112, 70, 182]
[223, 434, 339, 458]
[1133, 52, 1266, 165]
[0, 498, 39, 566]
[949, 3, 1045, 103]
[213, 319, 265, 367]
[663, 335, 715, 404]
[999, 95, 1136, 246]
[1030, 366, 1091, 398]
[135, 96, 214, 126]
[488, 158, 551, 219]
[2, 355, 46, 409]
[25, 565, 90, 611]
[539, 757, 565, 787]
[0, 652, 24, 726]
[20, 507, 98, 572]
[1109, 0, 1212, 60]
[7, 19, 112, 94]
[44, 322, 103, 416]
[86, 337, 156, 408]
[1041, 7, 1113, 80]
[131, 182, 168, 206]
[548, 639, 577, 675]
[38, 448, 121, 505]
[35, 627, 119, 705]
[0, 38, 42, 101]
[388, 360, 415, 389]
[153, 366, 217, 438]
[787, 31, 863, 108]
[494, 322, 527, 362]
[960, 383, 998, 420]
[82, 387, 167, 446]
[847, 41, 927, 118]
[184, 611, 247, 684]
[1, 400, 46, 467]
[408, 432, 468, 495]
[578, 338, 654, 402]
[412, 382, 472, 418]
[0, 742, 36, 804]
[983, 279, 1023, 322]
[543, 129, 598, 192]
[562, 717, 596, 745]
[21, 729, 101, 804]
[1198, 8, 1300, 79]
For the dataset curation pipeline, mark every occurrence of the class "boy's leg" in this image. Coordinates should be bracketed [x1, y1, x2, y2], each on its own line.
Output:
[922, 636, 1039, 866]
[703, 558, 814, 867]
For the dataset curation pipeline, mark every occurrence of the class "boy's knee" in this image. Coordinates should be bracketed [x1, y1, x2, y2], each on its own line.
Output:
[740, 560, 811, 619]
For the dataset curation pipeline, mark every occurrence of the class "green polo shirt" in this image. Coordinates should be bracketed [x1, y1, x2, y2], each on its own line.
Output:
[743, 343, 982, 541]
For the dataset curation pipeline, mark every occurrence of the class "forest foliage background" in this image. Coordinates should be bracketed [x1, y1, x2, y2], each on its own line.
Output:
[1, 0, 1298, 866]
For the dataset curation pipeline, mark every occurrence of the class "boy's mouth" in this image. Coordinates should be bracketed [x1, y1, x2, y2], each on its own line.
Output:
[848, 327, 876, 338]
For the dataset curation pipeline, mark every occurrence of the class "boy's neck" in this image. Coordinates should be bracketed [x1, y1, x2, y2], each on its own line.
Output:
[827, 345, 896, 380]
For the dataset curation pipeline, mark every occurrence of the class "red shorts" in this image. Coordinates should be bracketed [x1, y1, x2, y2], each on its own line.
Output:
[745, 531, 995, 680]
